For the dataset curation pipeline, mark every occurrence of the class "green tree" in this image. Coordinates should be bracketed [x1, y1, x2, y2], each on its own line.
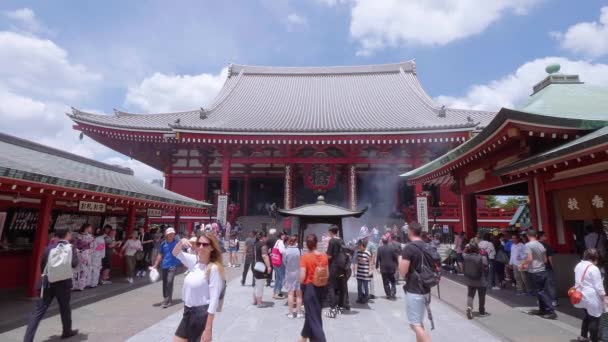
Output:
[485, 195, 500, 208]
[502, 196, 526, 210]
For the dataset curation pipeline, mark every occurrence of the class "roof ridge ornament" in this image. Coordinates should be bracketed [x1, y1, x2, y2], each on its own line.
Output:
[199, 107, 207, 119]
[437, 105, 446, 118]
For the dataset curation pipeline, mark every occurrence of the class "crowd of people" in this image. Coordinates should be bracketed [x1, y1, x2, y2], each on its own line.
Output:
[22, 216, 608, 342]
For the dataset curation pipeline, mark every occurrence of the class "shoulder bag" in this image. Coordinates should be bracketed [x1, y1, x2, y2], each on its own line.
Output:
[254, 244, 267, 273]
[568, 263, 592, 305]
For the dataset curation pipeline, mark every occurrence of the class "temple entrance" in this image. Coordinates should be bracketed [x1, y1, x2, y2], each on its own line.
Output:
[248, 178, 283, 215]
[358, 173, 402, 218]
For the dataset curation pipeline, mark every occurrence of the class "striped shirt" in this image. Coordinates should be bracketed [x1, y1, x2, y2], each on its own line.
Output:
[356, 250, 372, 280]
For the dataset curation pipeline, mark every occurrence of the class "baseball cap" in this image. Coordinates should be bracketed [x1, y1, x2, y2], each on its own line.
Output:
[165, 227, 176, 235]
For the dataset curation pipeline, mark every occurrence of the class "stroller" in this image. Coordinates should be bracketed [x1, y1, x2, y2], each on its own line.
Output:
[441, 247, 459, 274]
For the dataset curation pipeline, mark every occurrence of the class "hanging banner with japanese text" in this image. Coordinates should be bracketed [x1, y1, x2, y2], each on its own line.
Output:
[217, 195, 228, 225]
[417, 196, 429, 231]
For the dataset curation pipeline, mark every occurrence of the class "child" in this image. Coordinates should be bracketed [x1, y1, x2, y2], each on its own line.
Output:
[355, 239, 372, 304]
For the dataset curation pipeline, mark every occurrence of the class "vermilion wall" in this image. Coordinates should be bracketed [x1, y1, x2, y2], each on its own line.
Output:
[169, 176, 205, 201]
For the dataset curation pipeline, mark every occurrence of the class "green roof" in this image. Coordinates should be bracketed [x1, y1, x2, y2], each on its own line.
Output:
[402, 81, 608, 182]
[521, 83, 608, 120]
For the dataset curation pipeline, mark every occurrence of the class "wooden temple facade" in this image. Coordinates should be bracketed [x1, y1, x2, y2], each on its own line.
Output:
[69, 61, 512, 232]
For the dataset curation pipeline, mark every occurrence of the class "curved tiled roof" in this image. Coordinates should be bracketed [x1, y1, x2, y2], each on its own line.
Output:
[0, 132, 210, 208]
[69, 61, 495, 134]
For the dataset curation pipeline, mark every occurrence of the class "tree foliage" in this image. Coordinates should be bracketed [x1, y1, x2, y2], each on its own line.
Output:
[485, 195, 500, 208]
[502, 196, 526, 210]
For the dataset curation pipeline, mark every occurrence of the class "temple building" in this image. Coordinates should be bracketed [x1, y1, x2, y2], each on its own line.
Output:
[69, 61, 512, 233]
[403, 65, 608, 294]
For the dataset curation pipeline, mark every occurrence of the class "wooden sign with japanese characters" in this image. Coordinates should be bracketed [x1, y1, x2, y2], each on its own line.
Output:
[78, 201, 106, 213]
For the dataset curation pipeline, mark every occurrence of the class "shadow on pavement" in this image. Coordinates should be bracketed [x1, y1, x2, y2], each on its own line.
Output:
[442, 272, 584, 320]
[42, 332, 89, 342]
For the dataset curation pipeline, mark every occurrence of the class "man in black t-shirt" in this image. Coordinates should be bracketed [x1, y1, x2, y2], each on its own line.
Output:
[326, 225, 349, 317]
[399, 222, 431, 342]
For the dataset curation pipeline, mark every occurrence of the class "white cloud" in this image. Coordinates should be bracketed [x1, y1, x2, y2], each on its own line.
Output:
[321, 0, 540, 55]
[287, 13, 307, 25]
[125, 68, 228, 112]
[436, 57, 608, 111]
[553, 6, 608, 59]
[3, 8, 47, 33]
[0, 31, 101, 101]
[0, 13, 162, 183]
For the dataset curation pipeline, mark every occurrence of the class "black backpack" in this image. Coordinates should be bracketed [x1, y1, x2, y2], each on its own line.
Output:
[463, 254, 482, 280]
[411, 242, 442, 290]
[334, 242, 354, 271]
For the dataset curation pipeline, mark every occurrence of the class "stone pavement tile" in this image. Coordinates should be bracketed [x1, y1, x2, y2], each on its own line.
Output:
[436, 277, 580, 342]
[128, 274, 503, 342]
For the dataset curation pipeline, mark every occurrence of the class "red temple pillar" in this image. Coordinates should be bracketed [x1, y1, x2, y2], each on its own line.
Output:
[460, 193, 477, 238]
[27, 194, 53, 297]
[174, 210, 181, 232]
[527, 178, 539, 230]
[347, 164, 357, 210]
[284, 164, 293, 209]
[201, 174, 208, 201]
[243, 173, 250, 216]
[533, 176, 557, 246]
[221, 153, 231, 195]
[126, 204, 136, 238]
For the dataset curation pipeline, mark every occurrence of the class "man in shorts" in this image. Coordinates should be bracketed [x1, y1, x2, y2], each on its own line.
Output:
[399, 222, 431, 342]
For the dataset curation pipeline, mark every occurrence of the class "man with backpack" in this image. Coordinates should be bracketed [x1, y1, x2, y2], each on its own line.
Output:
[399, 222, 440, 342]
[24, 228, 79, 342]
[325, 225, 350, 318]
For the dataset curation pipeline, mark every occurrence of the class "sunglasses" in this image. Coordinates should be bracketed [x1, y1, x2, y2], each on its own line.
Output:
[196, 241, 211, 248]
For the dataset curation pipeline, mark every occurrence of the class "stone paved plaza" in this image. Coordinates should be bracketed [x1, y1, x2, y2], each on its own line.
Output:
[128, 275, 502, 342]
[0, 262, 585, 342]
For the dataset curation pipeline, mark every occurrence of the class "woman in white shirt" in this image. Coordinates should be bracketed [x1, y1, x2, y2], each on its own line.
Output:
[574, 248, 606, 342]
[121, 231, 143, 284]
[172, 232, 225, 342]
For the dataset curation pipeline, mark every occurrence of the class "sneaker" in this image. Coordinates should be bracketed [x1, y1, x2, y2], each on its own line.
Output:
[515, 291, 527, 296]
[478, 312, 490, 317]
[491, 287, 501, 290]
[286, 312, 296, 319]
[60, 329, 79, 339]
[542, 312, 558, 320]
[369, 294, 376, 299]
[466, 306, 473, 320]
[127, 277, 133, 283]
[552, 300, 559, 307]
[527, 309, 544, 316]
[297, 312, 305, 319]
[101, 280, 112, 285]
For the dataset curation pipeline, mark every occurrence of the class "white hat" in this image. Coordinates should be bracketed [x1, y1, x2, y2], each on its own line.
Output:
[165, 227, 176, 235]
[269, 228, 277, 235]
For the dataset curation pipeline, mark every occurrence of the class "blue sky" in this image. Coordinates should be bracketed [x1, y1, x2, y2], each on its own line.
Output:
[1, 0, 608, 181]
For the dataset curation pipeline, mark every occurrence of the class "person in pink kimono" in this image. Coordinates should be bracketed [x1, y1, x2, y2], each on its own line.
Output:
[72, 223, 94, 291]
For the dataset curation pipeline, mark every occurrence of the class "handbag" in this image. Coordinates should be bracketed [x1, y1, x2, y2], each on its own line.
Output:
[270, 240, 283, 267]
[568, 263, 592, 305]
[253, 243, 267, 273]
[135, 250, 144, 261]
[496, 249, 509, 264]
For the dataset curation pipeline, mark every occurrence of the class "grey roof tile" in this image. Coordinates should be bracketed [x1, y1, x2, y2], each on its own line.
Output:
[0, 133, 209, 208]
[69, 61, 495, 133]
